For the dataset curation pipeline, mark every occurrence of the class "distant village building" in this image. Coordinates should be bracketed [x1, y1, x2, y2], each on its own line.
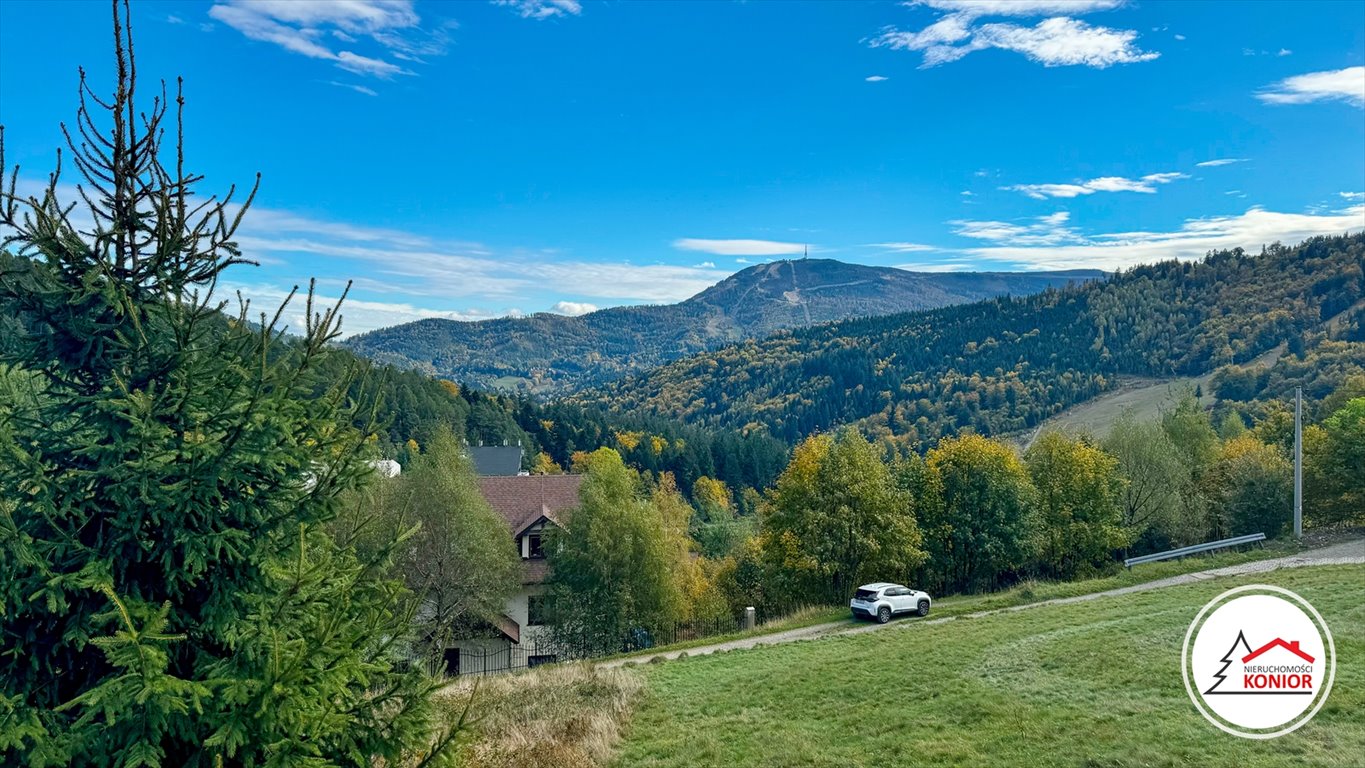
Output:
[441, 473, 582, 675]
[468, 445, 526, 476]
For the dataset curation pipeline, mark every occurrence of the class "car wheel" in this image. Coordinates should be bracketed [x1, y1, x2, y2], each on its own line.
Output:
[877, 606, 891, 624]
[917, 600, 930, 617]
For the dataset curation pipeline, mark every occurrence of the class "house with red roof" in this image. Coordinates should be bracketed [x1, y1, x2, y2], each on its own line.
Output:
[440, 473, 583, 675]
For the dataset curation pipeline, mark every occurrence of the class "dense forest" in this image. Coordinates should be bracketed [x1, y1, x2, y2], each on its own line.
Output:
[355, 365, 789, 506]
[575, 235, 1365, 447]
[343, 258, 1101, 394]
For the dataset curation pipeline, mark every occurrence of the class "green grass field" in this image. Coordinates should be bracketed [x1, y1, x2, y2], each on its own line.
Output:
[608, 540, 1300, 664]
[615, 564, 1363, 767]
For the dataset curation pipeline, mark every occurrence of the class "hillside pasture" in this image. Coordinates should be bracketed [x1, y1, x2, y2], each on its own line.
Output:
[615, 565, 1364, 767]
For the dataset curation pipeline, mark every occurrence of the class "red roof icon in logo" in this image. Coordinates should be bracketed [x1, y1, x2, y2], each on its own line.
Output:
[1242, 638, 1315, 664]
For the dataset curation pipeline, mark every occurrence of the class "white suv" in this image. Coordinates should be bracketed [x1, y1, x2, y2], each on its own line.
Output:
[850, 582, 932, 623]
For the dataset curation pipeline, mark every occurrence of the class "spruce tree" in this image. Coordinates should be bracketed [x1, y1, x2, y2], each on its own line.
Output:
[0, 2, 458, 765]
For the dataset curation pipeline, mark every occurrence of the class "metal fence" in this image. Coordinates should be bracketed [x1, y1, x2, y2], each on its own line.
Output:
[1122, 532, 1266, 568]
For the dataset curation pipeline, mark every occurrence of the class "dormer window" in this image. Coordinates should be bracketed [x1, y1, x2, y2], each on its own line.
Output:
[527, 533, 544, 559]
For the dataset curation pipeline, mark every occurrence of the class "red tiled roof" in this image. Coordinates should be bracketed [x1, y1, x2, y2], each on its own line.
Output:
[478, 474, 583, 534]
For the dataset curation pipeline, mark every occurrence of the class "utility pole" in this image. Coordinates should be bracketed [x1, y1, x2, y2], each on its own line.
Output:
[1294, 386, 1303, 539]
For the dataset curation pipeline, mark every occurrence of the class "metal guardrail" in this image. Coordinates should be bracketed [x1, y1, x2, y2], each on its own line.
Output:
[1123, 532, 1266, 568]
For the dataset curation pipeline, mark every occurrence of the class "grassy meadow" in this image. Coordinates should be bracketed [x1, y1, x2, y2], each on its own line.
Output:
[613, 564, 1364, 767]
[607, 538, 1305, 664]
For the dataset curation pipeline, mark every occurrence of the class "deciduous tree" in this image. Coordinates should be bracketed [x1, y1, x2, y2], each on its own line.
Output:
[1103, 412, 1185, 553]
[337, 427, 520, 658]
[1305, 398, 1365, 527]
[760, 430, 924, 604]
[1025, 431, 1127, 578]
[923, 434, 1036, 594]
[1205, 435, 1292, 539]
[546, 449, 686, 654]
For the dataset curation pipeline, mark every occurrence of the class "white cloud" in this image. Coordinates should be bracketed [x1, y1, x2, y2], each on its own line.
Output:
[868, 242, 938, 252]
[960, 204, 1365, 271]
[695, 261, 716, 268]
[1004, 171, 1187, 199]
[219, 280, 506, 337]
[224, 204, 731, 301]
[1196, 158, 1247, 167]
[871, 2, 1157, 69]
[549, 300, 598, 316]
[952, 211, 1081, 246]
[1341, 192, 1365, 202]
[1174, 33, 1186, 41]
[167, 14, 185, 24]
[241, 208, 438, 249]
[975, 17, 1158, 67]
[866, 75, 890, 82]
[672, 238, 808, 256]
[494, 0, 582, 20]
[208, 0, 452, 80]
[961, 190, 974, 196]
[915, 1, 1125, 16]
[328, 81, 379, 97]
[895, 261, 976, 272]
[1257, 66, 1364, 107]
[4, 175, 735, 335]
[1278, 48, 1292, 57]
[539, 263, 724, 302]
[232, 223, 728, 305]
[333, 50, 411, 78]
[877, 13, 974, 53]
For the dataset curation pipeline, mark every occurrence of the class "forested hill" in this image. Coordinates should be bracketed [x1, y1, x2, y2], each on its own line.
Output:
[0, 248, 789, 498]
[573, 235, 1365, 446]
[342, 259, 1102, 395]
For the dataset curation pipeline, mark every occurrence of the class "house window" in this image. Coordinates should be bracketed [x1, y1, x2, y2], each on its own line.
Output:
[527, 595, 550, 626]
[527, 533, 544, 559]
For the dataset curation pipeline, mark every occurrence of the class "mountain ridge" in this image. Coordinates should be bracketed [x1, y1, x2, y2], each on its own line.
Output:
[571, 235, 1365, 446]
[343, 259, 1104, 394]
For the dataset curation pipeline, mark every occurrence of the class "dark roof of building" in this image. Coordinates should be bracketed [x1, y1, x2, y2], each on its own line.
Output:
[477, 474, 583, 587]
[478, 474, 583, 535]
[491, 613, 520, 644]
[469, 446, 524, 476]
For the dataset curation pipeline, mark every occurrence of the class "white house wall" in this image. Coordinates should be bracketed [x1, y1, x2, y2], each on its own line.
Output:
[444, 585, 552, 676]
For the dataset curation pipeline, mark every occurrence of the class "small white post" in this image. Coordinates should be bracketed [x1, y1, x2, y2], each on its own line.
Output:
[743, 606, 756, 631]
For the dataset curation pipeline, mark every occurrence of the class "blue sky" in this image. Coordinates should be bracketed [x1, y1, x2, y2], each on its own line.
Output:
[2, 0, 1363, 335]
